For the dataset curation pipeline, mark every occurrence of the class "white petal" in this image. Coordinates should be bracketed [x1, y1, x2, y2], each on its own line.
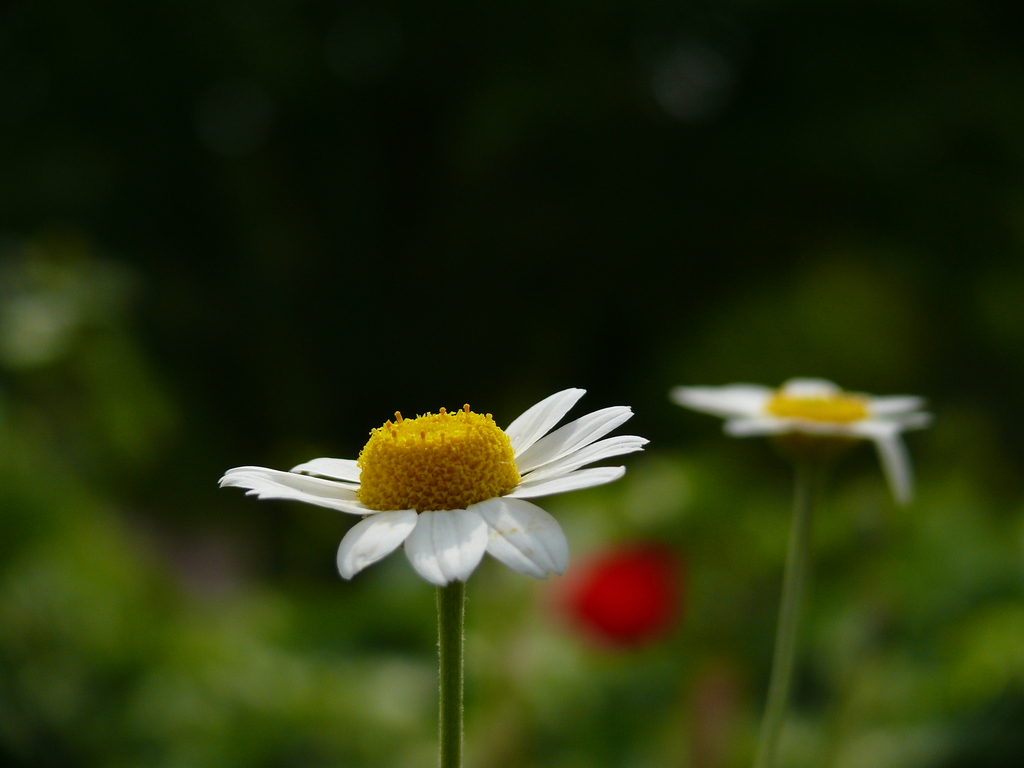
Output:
[503, 388, 586, 455]
[291, 457, 361, 483]
[219, 466, 371, 515]
[519, 434, 648, 484]
[779, 378, 841, 398]
[873, 433, 914, 505]
[508, 466, 626, 499]
[337, 510, 418, 579]
[670, 385, 772, 419]
[849, 421, 916, 505]
[474, 497, 568, 579]
[404, 509, 488, 586]
[867, 395, 925, 415]
[514, 406, 634, 473]
[727, 417, 882, 438]
[889, 411, 933, 430]
[722, 418, 791, 437]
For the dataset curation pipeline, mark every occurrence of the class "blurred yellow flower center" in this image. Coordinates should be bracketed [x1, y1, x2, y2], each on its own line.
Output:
[357, 405, 520, 512]
[765, 392, 869, 423]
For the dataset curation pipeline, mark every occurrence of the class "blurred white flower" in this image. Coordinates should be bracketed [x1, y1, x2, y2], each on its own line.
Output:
[221, 389, 646, 585]
[670, 378, 931, 504]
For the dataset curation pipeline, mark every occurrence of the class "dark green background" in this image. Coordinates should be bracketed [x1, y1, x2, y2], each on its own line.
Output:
[2, 1, 1024, 766]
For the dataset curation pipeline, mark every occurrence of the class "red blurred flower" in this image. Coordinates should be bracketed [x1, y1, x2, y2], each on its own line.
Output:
[556, 543, 683, 648]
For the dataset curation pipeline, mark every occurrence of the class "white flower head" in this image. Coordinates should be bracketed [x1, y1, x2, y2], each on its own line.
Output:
[220, 389, 647, 586]
[670, 378, 931, 504]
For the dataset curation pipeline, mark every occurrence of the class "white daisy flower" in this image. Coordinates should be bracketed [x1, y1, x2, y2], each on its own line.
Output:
[670, 378, 931, 504]
[220, 389, 647, 586]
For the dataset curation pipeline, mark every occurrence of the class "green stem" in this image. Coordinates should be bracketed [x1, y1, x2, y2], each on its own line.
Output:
[752, 460, 817, 768]
[437, 581, 466, 768]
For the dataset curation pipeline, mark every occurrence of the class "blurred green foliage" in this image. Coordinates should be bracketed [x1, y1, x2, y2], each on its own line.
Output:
[3, 0, 1024, 765]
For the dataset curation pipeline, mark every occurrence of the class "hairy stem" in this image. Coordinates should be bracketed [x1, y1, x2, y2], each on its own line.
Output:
[753, 460, 816, 768]
[437, 581, 466, 768]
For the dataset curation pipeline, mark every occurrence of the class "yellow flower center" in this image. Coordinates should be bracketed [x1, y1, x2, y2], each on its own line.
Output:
[765, 391, 869, 423]
[356, 405, 521, 512]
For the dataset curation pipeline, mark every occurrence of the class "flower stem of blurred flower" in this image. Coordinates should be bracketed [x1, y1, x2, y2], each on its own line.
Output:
[438, 581, 466, 768]
[752, 459, 818, 768]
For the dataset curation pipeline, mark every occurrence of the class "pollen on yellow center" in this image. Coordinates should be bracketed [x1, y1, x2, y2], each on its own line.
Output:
[765, 392, 870, 423]
[356, 404, 521, 512]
